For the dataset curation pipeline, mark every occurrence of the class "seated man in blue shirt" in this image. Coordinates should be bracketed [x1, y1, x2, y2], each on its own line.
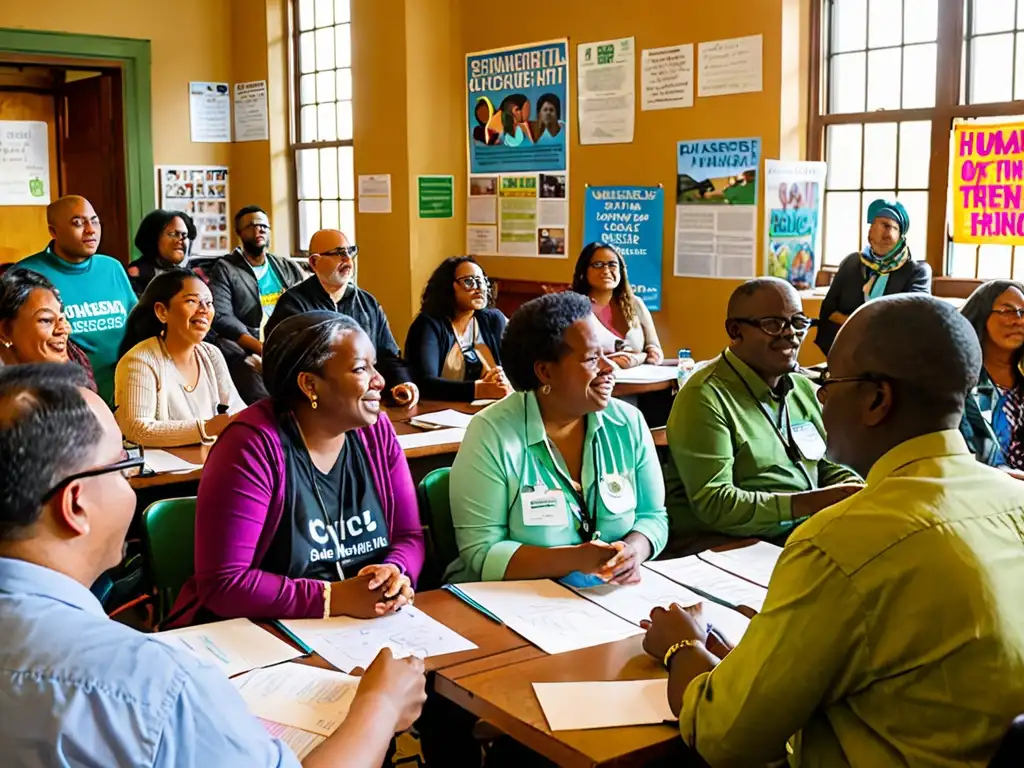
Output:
[0, 363, 426, 767]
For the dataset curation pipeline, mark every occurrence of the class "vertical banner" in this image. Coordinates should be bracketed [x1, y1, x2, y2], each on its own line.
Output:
[952, 122, 1024, 244]
[466, 40, 569, 257]
[583, 186, 664, 310]
[674, 137, 760, 279]
[763, 160, 827, 290]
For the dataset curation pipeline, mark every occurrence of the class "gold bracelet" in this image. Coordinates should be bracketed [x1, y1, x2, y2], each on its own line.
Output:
[663, 638, 705, 668]
[322, 581, 332, 619]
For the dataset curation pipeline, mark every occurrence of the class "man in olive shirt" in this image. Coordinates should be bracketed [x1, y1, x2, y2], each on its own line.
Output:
[644, 295, 1024, 766]
[663, 278, 861, 544]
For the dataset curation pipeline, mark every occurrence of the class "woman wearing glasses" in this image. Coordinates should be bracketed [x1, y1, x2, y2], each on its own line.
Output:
[571, 242, 663, 369]
[405, 256, 512, 402]
[126, 209, 199, 295]
[114, 268, 244, 447]
[959, 280, 1024, 475]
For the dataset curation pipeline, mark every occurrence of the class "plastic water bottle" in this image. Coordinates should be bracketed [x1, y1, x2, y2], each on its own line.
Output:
[677, 348, 695, 389]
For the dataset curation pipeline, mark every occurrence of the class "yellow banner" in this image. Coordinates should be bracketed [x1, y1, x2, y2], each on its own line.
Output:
[952, 122, 1024, 245]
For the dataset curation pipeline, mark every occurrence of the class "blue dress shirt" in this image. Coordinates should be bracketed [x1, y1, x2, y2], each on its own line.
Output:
[0, 557, 301, 767]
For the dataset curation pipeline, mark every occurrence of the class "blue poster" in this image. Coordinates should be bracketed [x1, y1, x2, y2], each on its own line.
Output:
[467, 40, 569, 174]
[676, 137, 760, 205]
[584, 186, 664, 311]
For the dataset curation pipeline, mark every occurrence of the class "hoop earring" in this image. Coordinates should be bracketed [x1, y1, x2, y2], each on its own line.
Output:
[540, 384, 551, 396]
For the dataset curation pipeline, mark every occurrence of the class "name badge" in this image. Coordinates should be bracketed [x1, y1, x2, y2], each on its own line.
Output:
[521, 487, 569, 527]
[791, 422, 827, 462]
[599, 472, 635, 515]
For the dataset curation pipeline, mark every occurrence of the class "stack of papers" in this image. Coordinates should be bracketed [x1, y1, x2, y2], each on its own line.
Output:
[408, 408, 475, 430]
[645, 557, 768, 612]
[533, 680, 674, 731]
[144, 449, 202, 474]
[154, 618, 302, 677]
[396, 427, 466, 451]
[612, 365, 679, 384]
[280, 606, 477, 673]
[698, 542, 782, 589]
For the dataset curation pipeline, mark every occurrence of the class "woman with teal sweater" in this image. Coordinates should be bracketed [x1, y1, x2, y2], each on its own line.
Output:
[445, 291, 668, 585]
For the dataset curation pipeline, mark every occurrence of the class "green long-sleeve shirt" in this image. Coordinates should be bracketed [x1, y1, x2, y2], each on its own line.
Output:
[663, 349, 860, 539]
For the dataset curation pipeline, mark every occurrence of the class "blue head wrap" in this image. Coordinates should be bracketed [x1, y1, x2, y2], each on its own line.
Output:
[866, 198, 910, 236]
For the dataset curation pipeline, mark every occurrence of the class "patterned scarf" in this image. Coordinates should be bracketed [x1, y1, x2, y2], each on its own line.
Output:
[860, 240, 911, 300]
[1001, 385, 1024, 469]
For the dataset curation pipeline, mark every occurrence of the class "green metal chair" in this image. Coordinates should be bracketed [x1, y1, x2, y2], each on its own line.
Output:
[142, 496, 197, 624]
[416, 468, 458, 591]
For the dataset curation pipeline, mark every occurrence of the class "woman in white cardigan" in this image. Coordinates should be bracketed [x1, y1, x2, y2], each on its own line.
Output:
[115, 268, 244, 447]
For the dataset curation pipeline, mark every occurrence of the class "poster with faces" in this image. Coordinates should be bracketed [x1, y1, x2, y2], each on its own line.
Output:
[157, 165, 230, 256]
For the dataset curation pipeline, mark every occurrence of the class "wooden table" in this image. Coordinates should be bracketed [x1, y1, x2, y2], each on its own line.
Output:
[131, 444, 208, 489]
[613, 379, 675, 397]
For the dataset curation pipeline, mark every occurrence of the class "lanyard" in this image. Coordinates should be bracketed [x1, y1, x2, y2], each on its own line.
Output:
[293, 414, 346, 581]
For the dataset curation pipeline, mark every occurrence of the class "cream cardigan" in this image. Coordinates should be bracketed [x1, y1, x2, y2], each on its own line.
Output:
[114, 337, 245, 447]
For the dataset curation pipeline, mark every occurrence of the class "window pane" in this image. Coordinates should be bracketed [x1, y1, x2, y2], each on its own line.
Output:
[338, 146, 355, 199]
[321, 200, 340, 231]
[298, 0, 315, 32]
[902, 43, 936, 107]
[300, 74, 316, 105]
[319, 147, 339, 198]
[300, 105, 317, 142]
[317, 102, 337, 141]
[970, 33, 1014, 103]
[948, 242, 978, 278]
[335, 24, 352, 68]
[826, 124, 863, 189]
[337, 101, 353, 141]
[898, 190, 929, 260]
[296, 149, 320, 199]
[1013, 248, 1024, 281]
[316, 70, 335, 103]
[867, 48, 901, 110]
[898, 121, 931, 188]
[340, 200, 355, 240]
[824, 191, 861, 265]
[868, 0, 903, 47]
[831, 52, 866, 113]
[299, 201, 320, 250]
[1017, 33, 1024, 99]
[314, 0, 333, 27]
[973, 0, 1016, 34]
[336, 68, 352, 101]
[978, 244, 1014, 279]
[833, 0, 867, 52]
[299, 32, 316, 74]
[315, 26, 335, 71]
[903, 0, 939, 43]
[334, 0, 351, 24]
[863, 123, 897, 188]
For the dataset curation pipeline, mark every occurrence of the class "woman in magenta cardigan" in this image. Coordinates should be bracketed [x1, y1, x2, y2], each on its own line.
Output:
[169, 310, 425, 625]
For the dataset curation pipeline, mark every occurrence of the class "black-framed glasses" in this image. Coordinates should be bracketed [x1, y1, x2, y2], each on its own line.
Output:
[163, 231, 190, 242]
[589, 260, 619, 271]
[317, 245, 358, 260]
[454, 276, 489, 290]
[817, 370, 893, 398]
[991, 307, 1024, 321]
[242, 222, 271, 232]
[39, 450, 146, 504]
[732, 315, 813, 336]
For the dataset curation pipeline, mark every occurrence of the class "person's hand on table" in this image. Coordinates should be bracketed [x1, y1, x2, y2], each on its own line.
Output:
[608, 352, 639, 369]
[640, 602, 709, 662]
[569, 539, 623, 576]
[353, 648, 427, 732]
[644, 345, 665, 365]
[202, 413, 233, 438]
[329, 573, 389, 618]
[596, 534, 652, 585]
[391, 382, 419, 409]
[358, 563, 414, 613]
[475, 378, 513, 400]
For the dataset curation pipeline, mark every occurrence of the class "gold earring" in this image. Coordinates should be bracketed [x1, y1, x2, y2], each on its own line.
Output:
[540, 384, 552, 395]
[310, 393, 319, 410]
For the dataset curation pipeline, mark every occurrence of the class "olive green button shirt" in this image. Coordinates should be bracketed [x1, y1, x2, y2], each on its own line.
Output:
[679, 431, 1024, 767]
[663, 349, 860, 539]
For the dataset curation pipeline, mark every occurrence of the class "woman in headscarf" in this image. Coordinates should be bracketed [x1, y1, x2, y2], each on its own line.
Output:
[815, 198, 931, 355]
[126, 209, 199, 295]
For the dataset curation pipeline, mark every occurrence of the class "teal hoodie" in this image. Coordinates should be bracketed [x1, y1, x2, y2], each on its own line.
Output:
[19, 244, 137, 404]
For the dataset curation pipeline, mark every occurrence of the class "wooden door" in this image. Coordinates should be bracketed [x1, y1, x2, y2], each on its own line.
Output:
[58, 71, 129, 264]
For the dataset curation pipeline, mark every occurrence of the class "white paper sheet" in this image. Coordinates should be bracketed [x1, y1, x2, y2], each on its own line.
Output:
[577, 37, 636, 145]
[233, 663, 358, 736]
[571, 568, 750, 645]
[357, 174, 391, 213]
[467, 225, 498, 255]
[189, 81, 231, 143]
[454, 580, 642, 655]
[281, 606, 477, 673]
[259, 718, 326, 759]
[698, 542, 782, 589]
[144, 449, 202, 474]
[697, 34, 763, 97]
[233, 80, 269, 142]
[0, 120, 50, 205]
[645, 556, 767, 612]
[612, 364, 678, 384]
[154, 618, 302, 677]
[409, 408, 474, 429]
[641, 44, 694, 111]
[396, 428, 465, 451]
[534, 680, 674, 731]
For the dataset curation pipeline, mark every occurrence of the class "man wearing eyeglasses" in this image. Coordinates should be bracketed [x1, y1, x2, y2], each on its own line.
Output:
[209, 206, 306, 403]
[0, 363, 429, 766]
[264, 228, 418, 408]
[662, 277, 862, 548]
[20, 195, 138, 406]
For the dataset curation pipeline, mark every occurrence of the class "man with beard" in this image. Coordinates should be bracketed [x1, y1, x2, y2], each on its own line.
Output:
[209, 206, 305, 403]
[662, 278, 862, 546]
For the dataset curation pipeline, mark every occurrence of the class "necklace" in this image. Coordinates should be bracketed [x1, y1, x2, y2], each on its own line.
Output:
[159, 337, 201, 395]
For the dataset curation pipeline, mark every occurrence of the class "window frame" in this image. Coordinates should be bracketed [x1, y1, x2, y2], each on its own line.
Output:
[808, 0, 1024, 278]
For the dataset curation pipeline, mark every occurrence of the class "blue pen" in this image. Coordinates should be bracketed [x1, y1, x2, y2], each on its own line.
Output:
[272, 620, 314, 655]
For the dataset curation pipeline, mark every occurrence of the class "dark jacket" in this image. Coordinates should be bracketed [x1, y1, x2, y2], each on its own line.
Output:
[815, 252, 932, 355]
[208, 248, 306, 344]
[405, 309, 507, 401]
[127, 256, 212, 296]
[265, 276, 412, 391]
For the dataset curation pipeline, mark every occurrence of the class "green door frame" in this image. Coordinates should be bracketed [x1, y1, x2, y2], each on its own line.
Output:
[0, 29, 154, 258]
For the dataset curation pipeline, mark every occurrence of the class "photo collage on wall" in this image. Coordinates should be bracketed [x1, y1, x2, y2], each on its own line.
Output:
[157, 166, 230, 257]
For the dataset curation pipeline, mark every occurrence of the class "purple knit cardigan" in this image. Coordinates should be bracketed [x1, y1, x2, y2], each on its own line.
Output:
[169, 400, 425, 626]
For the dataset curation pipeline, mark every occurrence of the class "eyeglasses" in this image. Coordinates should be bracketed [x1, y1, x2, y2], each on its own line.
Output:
[991, 307, 1024, 322]
[454, 276, 489, 290]
[589, 260, 619, 272]
[163, 231, 190, 241]
[316, 245, 358, 260]
[69, 216, 101, 228]
[38, 448, 146, 504]
[816, 370, 893, 401]
[731, 315, 813, 336]
[242, 222, 271, 232]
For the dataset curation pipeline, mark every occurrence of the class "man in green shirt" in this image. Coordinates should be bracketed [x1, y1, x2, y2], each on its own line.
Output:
[643, 294, 1024, 767]
[663, 278, 861, 544]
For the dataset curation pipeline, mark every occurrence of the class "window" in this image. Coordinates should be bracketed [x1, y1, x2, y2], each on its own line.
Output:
[291, 0, 354, 254]
[810, 0, 1024, 278]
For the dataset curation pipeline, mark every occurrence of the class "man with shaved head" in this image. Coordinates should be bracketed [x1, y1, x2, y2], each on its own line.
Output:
[265, 229, 418, 408]
[19, 195, 137, 403]
[208, 205, 306, 403]
[663, 277, 861, 547]
[643, 294, 1024, 766]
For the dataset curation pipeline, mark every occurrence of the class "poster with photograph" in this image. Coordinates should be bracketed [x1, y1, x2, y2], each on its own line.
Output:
[157, 165, 230, 256]
[763, 160, 827, 290]
[674, 137, 759, 279]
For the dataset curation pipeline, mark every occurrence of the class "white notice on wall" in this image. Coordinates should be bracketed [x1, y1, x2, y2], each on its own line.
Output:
[358, 174, 392, 213]
[0, 121, 50, 206]
[189, 82, 231, 143]
[577, 37, 636, 145]
[697, 35, 763, 98]
[234, 80, 269, 142]
[641, 45, 694, 110]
